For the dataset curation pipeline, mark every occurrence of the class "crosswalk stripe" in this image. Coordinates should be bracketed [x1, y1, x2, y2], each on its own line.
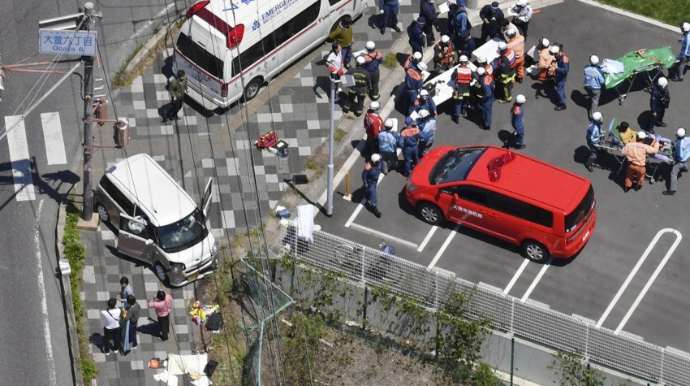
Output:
[4, 115, 36, 201]
[41, 112, 67, 165]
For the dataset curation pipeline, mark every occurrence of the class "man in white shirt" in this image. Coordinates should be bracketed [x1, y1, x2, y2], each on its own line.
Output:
[101, 298, 121, 355]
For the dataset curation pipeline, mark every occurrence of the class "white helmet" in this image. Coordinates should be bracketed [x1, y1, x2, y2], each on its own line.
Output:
[384, 119, 394, 128]
[683, 22, 690, 32]
[677, 128, 686, 138]
[592, 111, 603, 122]
[540, 38, 550, 47]
[517, 0, 529, 6]
[498, 42, 508, 51]
[370, 101, 380, 111]
[658, 77, 668, 87]
[365, 41, 376, 51]
[476, 67, 486, 76]
[413, 52, 423, 61]
[419, 109, 430, 118]
[356, 56, 366, 65]
[420, 89, 429, 97]
[371, 153, 381, 163]
[459, 55, 469, 62]
[550, 45, 560, 54]
[637, 131, 647, 140]
[516, 94, 526, 104]
[477, 56, 487, 64]
[441, 35, 450, 44]
[506, 28, 516, 37]
[590, 55, 600, 65]
[417, 62, 428, 71]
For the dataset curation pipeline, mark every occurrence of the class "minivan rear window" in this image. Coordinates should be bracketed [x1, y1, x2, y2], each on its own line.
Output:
[430, 148, 486, 185]
[176, 32, 224, 79]
[565, 185, 595, 233]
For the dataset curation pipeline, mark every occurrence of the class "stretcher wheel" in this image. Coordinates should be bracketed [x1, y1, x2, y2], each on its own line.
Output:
[618, 96, 624, 105]
[649, 178, 655, 184]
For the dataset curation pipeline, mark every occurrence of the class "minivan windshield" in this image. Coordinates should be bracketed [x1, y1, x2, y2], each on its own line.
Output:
[430, 147, 486, 185]
[158, 209, 209, 252]
[565, 185, 595, 233]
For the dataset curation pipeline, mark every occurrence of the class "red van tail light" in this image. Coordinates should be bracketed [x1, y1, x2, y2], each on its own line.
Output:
[186, 0, 210, 19]
[221, 83, 228, 98]
[227, 25, 244, 49]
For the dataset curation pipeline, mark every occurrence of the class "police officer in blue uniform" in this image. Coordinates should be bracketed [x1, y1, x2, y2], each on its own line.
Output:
[585, 112, 604, 172]
[510, 95, 526, 149]
[408, 16, 427, 55]
[671, 22, 690, 81]
[362, 154, 383, 218]
[647, 77, 670, 133]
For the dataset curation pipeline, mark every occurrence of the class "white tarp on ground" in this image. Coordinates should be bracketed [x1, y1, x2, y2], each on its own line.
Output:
[153, 353, 212, 386]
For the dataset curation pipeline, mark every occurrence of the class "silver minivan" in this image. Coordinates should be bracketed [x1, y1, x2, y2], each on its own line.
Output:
[94, 153, 218, 286]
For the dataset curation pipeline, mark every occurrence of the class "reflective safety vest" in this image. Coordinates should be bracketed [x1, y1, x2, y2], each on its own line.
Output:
[455, 65, 473, 85]
[502, 48, 516, 68]
[434, 42, 454, 64]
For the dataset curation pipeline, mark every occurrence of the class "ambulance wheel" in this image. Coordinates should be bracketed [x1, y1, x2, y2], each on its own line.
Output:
[243, 77, 263, 102]
[522, 240, 550, 263]
[418, 202, 444, 226]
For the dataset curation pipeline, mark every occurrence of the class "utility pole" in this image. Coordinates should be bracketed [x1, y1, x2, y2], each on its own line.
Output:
[81, 2, 97, 221]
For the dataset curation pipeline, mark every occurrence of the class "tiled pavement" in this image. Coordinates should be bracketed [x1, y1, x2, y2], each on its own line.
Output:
[84, 0, 422, 384]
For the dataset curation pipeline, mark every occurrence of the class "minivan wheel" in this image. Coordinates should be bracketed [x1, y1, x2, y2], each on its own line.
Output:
[522, 240, 550, 263]
[96, 204, 109, 223]
[154, 261, 168, 282]
[418, 202, 444, 225]
[243, 77, 263, 101]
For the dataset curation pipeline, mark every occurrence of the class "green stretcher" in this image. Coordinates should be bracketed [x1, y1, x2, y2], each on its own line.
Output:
[603, 47, 676, 105]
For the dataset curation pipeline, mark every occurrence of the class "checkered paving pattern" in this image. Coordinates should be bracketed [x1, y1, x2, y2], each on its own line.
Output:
[87, 1, 421, 384]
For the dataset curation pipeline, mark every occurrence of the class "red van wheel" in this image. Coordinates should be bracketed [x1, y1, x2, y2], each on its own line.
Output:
[522, 240, 550, 263]
[417, 202, 444, 226]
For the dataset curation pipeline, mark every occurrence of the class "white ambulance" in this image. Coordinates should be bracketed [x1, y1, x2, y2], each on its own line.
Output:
[174, 0, 367, 111]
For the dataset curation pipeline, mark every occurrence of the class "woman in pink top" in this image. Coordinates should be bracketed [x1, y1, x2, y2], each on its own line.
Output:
[148, 290, 172, 341]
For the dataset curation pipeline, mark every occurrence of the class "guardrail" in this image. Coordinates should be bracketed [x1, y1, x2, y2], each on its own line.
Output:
[278, 226, 690, 385]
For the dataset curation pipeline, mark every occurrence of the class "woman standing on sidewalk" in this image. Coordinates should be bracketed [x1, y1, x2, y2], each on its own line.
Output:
[148, 290, 173, 341]
[122, 295, 140, 352]
[101, 298, 121, 355]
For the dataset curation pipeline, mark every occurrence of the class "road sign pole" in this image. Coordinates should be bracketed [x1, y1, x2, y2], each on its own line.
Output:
[81, 2, 97, 221]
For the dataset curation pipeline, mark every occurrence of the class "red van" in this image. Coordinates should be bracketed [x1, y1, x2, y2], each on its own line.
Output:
[405, 146, 597, 262]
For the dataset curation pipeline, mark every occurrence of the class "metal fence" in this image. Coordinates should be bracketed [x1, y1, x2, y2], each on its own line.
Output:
[277, 227, 690, 386]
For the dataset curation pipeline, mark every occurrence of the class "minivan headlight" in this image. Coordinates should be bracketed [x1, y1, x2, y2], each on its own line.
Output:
[210, 243, 218, 257]
[170, 262, 186, 273]
[406, 178, 419, 191]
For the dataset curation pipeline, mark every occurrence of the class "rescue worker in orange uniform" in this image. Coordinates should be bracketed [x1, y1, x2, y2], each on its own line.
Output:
[621, 131, 659, 192]
[505, 28, 525, 83]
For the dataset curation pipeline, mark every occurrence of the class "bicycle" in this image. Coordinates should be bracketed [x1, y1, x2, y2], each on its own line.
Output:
[332, 241, 403, 284]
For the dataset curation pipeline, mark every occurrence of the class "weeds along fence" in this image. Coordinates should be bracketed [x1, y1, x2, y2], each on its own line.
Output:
[275, 227, 690, 386]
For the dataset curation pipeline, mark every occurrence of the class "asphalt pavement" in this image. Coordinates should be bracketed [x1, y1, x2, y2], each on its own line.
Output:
[318, 0, 690, 354]
[63, 0, 690, 384]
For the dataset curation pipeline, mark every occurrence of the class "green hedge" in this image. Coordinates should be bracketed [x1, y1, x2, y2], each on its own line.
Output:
[63, 208, 98, 383]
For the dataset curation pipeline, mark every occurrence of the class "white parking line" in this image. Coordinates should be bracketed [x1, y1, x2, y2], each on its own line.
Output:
[596, 228, 677, 328]
[349, 223, 419, 250]
[5, 115, 36, 201]
[520, 259, 552, 302]
[615, 229, 682, 334]
[503, 258, 530, 295]
[41, 112, 67, 165]
[427, 225, 460, 269]
[344, 172, 385, 228]
[417, 226, 438, 252]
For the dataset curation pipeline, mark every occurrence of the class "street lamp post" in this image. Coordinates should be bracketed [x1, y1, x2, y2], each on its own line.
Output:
[326, 75, 353, 217]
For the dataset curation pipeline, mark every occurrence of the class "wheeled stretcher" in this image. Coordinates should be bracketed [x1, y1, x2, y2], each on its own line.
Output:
[603, 47, 675, 105]
[599, 118, 674, 184]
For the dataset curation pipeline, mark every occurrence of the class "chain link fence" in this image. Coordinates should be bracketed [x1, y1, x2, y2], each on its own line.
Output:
[277, 226, 690, 385]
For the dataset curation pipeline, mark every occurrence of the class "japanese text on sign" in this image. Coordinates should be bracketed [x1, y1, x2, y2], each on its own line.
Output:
[39, 30, 98, 56]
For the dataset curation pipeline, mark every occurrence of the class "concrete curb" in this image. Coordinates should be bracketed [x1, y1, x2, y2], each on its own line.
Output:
[57, 202, 86, 386]
[122, 17, 182, 80]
